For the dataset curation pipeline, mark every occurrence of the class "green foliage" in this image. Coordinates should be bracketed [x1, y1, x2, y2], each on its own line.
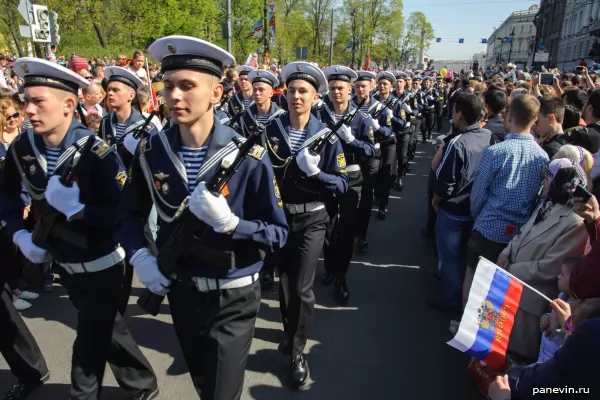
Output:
[0, 0, 434, 67]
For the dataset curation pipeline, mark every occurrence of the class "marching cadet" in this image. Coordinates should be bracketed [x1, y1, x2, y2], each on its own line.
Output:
[262, 61, 347, 387]
[435, 75, 447, 132]
[391, 72, 414, 191]
[352, 71, 391, 250]
[227, 65, 255, 124]
[312, 65, 374, 304]
[238, 69, 285, 137]
[419, 76, 440, 143]
[408, 74, 422, 160]
[0, 58, 158, 400]
[117, 36, 288, 400]
[99, 66, 161, 165]
[272, 80, 288, 111]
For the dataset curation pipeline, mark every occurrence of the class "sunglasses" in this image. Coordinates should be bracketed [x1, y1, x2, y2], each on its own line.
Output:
[85, 76, 93, 80]
[6, 112, 19, 120]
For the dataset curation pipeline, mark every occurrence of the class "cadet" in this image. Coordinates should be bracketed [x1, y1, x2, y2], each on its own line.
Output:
[352, 71, 392, 250]
[435, 75, 447, 132]
[263, 62, 347, 387]
[391, 72, 414, 191]
[419, 76, 440, 142]
[227, 65, 254, 124]
[312, 65, 374, 304]
[408, 74, 422, 160]
[0, 58, 158, 400]
[237, 69, 285, 137]
[116, 36, 288, 400]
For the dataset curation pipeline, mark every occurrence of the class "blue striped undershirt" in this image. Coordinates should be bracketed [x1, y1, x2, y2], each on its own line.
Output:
[256, 115, 269, 125]
[182, 145, 208, 192]
[289, 128, 307, 154]
[243, 99, 252, 109]
[45, 146, 61, 176]
[115, 122, 127, 141]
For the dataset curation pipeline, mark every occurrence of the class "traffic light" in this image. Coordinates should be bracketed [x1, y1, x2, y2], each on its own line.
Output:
[31, 4, 50, 43]
[49, 12, 60, 45]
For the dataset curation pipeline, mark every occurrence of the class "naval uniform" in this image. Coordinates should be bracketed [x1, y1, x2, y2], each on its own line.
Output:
[0, 118, 158, 399]
[215, 108, 231, 126]
[390, 88, 414, 187]
[418, 80, 440, 142]
[237, 102, 285, 138]
[119, 35, 289, 400]
[264, 107, 348, 365]
[312, 94, 374, 297]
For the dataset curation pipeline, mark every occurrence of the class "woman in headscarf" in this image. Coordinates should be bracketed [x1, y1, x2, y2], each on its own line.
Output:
[496, 158, 590, 362]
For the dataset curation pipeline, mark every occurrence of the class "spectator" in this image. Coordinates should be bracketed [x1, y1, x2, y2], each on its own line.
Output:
[464, 95, 548, 308]
[569, 193, 600, 299]
[536, 96, 568, 158]
[566, 88, 600, 154]
[483, 87, 507, 142]
[80, 82, 105, 117]
[429, 93, 492, 314]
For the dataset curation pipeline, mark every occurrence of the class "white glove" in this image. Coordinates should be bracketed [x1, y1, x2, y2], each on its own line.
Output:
[336, 124, 355, 144]
[296, 148, 321, 177]
[189, 182, 240, 233]
[45, 176, 85, 220]
[130, 248, 171, 295]
[427, 96, 435, 101]
[386, 109, 393, 118]
[123, 134, 140, 155]
[372, 118, 381, 131]
[13, 230, 48, 264]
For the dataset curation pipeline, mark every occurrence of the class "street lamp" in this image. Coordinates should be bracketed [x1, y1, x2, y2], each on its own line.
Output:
[351, 10, 357, 69]
[508, 27, 516, 63]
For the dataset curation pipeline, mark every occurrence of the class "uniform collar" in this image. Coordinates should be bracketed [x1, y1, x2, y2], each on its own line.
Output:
[166, 119, 236, 161]
[110, 106, 141, 127]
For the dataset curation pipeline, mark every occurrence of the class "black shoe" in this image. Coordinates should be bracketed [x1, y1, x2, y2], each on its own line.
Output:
[131, 389, 159, 400]
[394, 179, 403, 191]
[2, 372, 49, 400]
[279, 339, 292, 355]
[357, 237, 368, 253]
[321, 272, 334, 286]
[406, 164, 411, 173]
[427, 299, 461, 315]
[260, 270, 274, 291]
[291, 355, 309, 387]
[377, 208, 386, 220]
[334, 280, 349, 306]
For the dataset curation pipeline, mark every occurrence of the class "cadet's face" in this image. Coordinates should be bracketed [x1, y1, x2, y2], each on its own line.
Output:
[239, 75, 251, 91]
[378, 79, 391, 95]
[24, 87, 75, 135]
[423, 80, 431, 89]
[406, 78, 412, 88]
[287, 80, 318, 115]
[106, 81, 134, 109]
[355, 81, 371, 99]
[395, 79, 406, 92]
[328, 81, 351, 104]
[413, 81, 420, 89]
[252, 82, 273, 105]
[163, 70, 222, 125]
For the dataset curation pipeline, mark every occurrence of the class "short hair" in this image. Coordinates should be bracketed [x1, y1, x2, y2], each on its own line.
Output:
[225, 68, 237, 81]
[92, 65, 104, 77]
[85, 113, 102, 132]
[454, 93, 483, 125]
[563, 105, 582, 130]
[508, 95, 540, 128]
[539, 96, 565, 124]
[585, 88, 600, 119]
[82, 82, 101, 96]
[562, 88, 587, 110]
[483, 87, 507, 114]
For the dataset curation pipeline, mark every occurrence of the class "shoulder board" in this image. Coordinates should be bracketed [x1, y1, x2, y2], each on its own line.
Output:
[249, 144, 266, 160]
[92, 138, 112, 159]
[328, 134, 338, 144]
[138, 135, 153, 153]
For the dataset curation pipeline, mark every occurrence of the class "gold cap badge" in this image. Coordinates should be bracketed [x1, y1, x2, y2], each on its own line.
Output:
[21, 64, 28, 73]
[167, 43, 176, 54]
[296, 64, 302, 71]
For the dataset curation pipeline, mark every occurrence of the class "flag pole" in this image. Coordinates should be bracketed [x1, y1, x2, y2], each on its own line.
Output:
[479, 257, 553, 303]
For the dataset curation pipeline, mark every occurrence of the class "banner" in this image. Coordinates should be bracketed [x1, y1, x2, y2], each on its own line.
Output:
[267, 3, 276, 47]
[247, 18, 263, 39]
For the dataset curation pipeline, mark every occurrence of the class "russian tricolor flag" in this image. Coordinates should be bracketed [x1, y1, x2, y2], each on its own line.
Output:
[447, 258, 524, 369]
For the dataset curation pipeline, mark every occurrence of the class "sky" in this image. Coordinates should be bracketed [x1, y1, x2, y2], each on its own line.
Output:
[402, 0, 540, 60]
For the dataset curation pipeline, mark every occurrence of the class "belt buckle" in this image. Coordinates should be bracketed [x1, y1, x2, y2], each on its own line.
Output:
[196, 277, 210, 292]
[289, 204, 299, 214]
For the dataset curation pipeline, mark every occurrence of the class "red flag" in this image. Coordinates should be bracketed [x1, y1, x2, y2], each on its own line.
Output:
[364, 54, 371, 70]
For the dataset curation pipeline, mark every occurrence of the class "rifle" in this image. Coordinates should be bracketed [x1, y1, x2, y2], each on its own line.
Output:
[373, 97, 399, 118]
[116, 111, 158, 145]
[280, 97, 367, 194]
[137, 126, 266, 316]
[32, 135, 96, 250]
[76, 104, 89, 128]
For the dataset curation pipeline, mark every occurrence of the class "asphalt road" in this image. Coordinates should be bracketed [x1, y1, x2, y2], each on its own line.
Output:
[1, 133, 482, 400]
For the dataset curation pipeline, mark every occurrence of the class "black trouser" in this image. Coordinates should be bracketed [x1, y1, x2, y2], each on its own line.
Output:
[119, 261, 134, 316]
[278, 208, 329, 358]
[408, 117, 421, 160]
[375, 144, 396, 210]
[324, 186, 362, 280]
[357, 157, 380, 238]
[57, 264, 157, 399]
[395, 131, 411, 178]
[0, 283, 48, 385]
[426, 174, 437, 236]
[168, 278, 260, 400]
[421, 111, 434, 141]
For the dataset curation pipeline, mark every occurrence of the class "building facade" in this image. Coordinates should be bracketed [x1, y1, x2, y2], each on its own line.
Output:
[557, 0, 600, 70]
[485, 5, 539, 69]
[536, 0, 567, 67]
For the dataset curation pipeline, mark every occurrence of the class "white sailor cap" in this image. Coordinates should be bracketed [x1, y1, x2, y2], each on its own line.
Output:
[376, 71, 396, 85]
[422, 76, 434, 82]
[105, 66, 144, 90]
[395, 72, 408, 80]
[247, 69, 279, 87]
[148, 35, 235, 78]
[236, 65, 255, 76]
[14, 57, 89, 95]
[324, 65, 358, 83]
[355, 70, 376, 82]
[281, 62, 327, 94]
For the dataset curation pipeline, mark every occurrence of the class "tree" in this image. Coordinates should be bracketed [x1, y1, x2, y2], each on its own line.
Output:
[305, 0, 333, 61]
[406, 11, 434, 64]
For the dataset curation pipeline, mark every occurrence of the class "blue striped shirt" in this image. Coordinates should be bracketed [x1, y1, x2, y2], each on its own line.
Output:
[256, 115, 269, 125]
[289, 128, 307, 154]
[45, 146, 61, 176]
[243, 99, 252, 109]
[471, 134, 549, 243]
[182, 145, 208, 192]
[115, 122, 127, 141]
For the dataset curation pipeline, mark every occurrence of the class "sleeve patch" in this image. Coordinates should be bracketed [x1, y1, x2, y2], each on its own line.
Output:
[249, 144, 266, 160]
[94, 143, 111, 159]
[115, 171, 127, 189]
[273, 176, 281, 199]
[139, 137, 151, 153]
[369, 126, 374, 142]
[337, 153, 347, 168]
